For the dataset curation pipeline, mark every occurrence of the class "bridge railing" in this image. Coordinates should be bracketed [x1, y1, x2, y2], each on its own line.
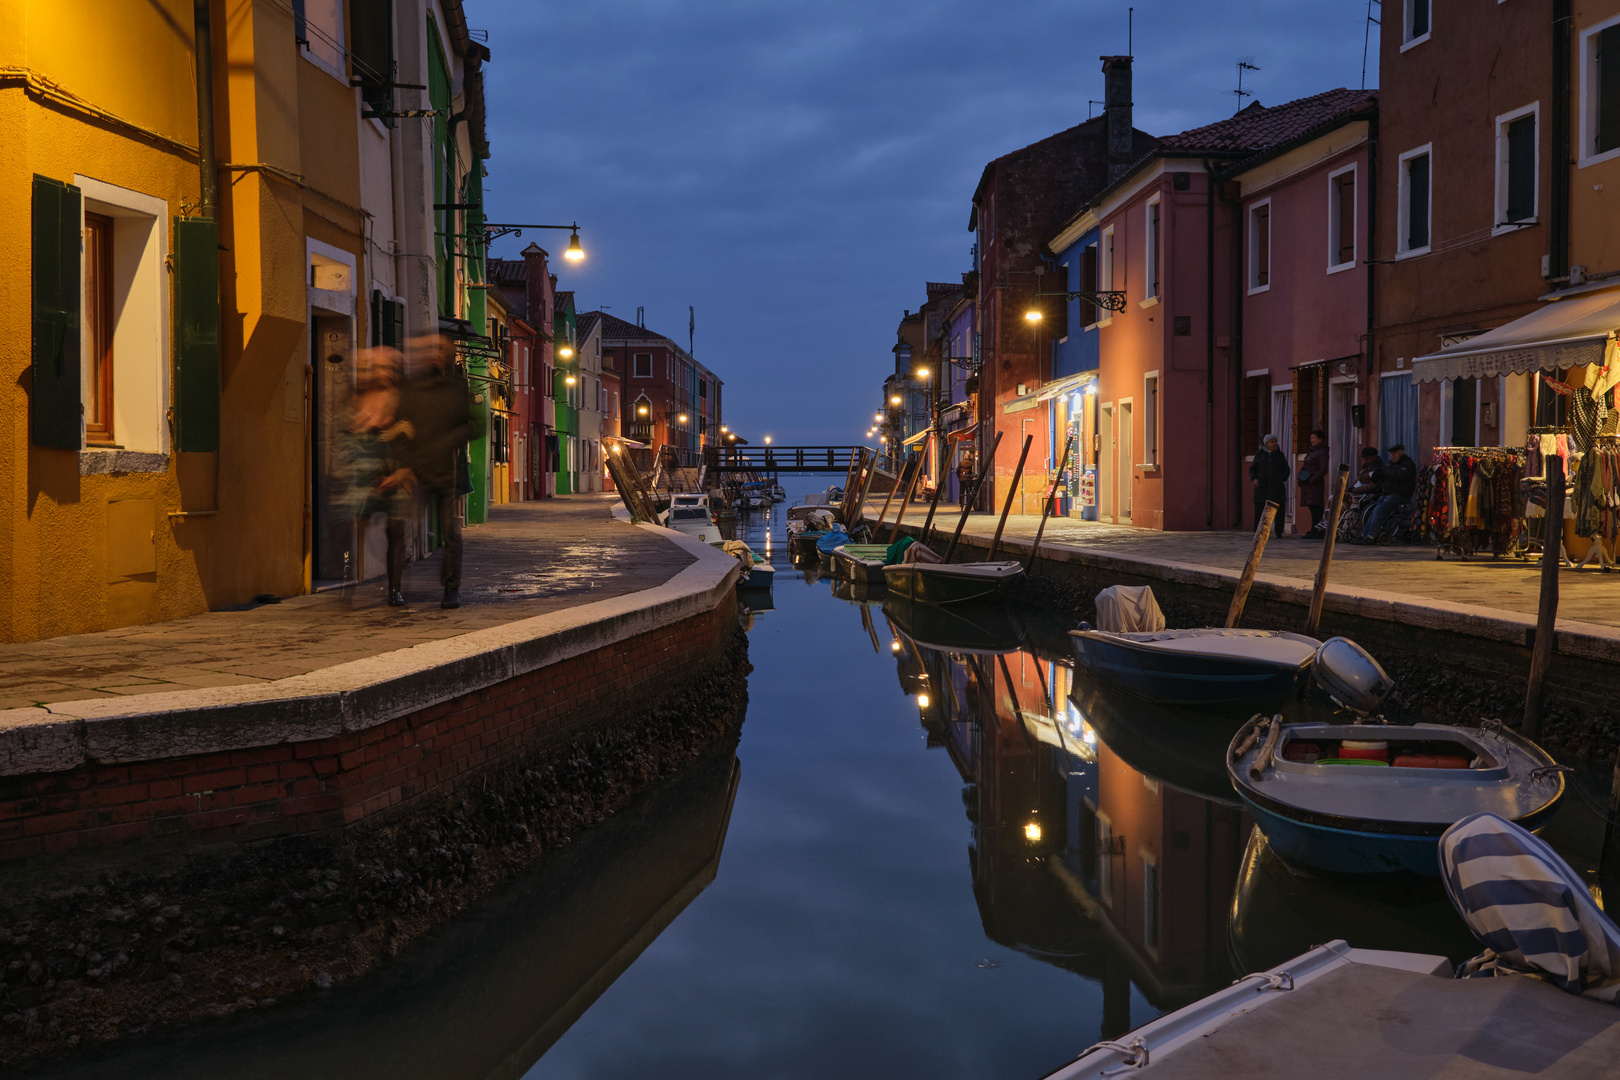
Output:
[704, 445, 876, 473]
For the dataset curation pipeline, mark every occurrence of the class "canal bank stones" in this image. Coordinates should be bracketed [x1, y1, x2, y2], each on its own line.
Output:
[0, 622, 751, 1067]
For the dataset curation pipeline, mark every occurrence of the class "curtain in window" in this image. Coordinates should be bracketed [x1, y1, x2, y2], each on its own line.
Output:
[1380, 373, 1420, 457]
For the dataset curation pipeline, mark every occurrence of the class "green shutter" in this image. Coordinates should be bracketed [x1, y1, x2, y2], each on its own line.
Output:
[31, 174, 82, 450]
[387, 300, 403, 347]
[173, 217, 220, 452]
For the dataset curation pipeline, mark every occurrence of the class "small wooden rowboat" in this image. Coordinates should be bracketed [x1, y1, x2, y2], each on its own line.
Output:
[1069, 628, 1321, 711]
[1227, 718, 1566, 876]
[827, 544, 889, 583]
[881, 560, 1024, 606]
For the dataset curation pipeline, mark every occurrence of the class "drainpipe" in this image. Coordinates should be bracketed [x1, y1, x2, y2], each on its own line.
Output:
[193, 0, 217, 217]
[1366, 114, 1379, 441]
[1552, 0, 1572, 280]
[1213, 159, 1246, 529]
[1204, 160, 1216, 527]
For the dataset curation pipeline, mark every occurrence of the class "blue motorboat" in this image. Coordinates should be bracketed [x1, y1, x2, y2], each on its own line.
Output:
[1068, 627, 1321, 711]
[1227, 717, 1566, 876]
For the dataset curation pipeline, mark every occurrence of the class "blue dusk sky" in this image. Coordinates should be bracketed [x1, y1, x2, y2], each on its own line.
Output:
[477, 0, 1379, 446]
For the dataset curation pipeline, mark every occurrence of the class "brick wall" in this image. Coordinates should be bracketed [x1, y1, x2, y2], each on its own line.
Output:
[0, 595, 735, 864]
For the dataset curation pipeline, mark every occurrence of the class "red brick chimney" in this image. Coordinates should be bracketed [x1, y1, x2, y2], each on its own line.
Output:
[521, 242, 552, 336]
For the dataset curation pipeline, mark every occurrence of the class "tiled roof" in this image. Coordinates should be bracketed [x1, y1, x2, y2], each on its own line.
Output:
[554, 290, 574, 313]
[1157, 88, 1378, 154]
[925, 282, 961, 299]
[486, 258, 526, 285]
[587, 310, 672, 342]
[575, 311, 602, 339]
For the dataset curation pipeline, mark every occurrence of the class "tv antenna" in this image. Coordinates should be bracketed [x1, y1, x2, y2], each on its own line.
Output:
[1361, 0, 1381, 90]
[1233, 58, 1260, 104]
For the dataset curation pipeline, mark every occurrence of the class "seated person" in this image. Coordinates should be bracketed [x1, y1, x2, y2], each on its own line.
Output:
[1357, 444, 1417, 542]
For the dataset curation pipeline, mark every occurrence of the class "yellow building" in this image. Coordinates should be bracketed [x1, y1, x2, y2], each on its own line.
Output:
[1, 1, 486, 642]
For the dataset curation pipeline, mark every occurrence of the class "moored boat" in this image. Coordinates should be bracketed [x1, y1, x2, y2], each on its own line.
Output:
[883, 594, 1025, 654]
[1068, 627, 1322, 711]
[828, 543, 889, 583]
[881, 559, 1024, 606]
[1227, 716, 1566, 876]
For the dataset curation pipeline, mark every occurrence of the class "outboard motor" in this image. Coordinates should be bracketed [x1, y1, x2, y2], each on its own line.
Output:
[1312, 637, 1394, 715]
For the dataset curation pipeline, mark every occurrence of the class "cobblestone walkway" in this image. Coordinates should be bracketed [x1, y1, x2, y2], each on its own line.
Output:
[883, 504, 1620, 629]
[0, 495, 693, 710]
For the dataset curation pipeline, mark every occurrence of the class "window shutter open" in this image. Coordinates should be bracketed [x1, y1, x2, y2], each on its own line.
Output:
[31, 174, 82, 450]
[350, 0, 395, 125]
[173, 217, 220, 452]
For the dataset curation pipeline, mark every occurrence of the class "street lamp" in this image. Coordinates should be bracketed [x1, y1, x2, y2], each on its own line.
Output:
[638, 404, 649, 417]
[558, 344, 575, 359]
[679, 413, 688, 424]
[563, 229, 585, 261]
[890, 395, 902, 405]
[565, 373, 576, 385]
[1024, 309, 1043, 322]
[763, 435, 772, 445]
[913, 367, 930, 379]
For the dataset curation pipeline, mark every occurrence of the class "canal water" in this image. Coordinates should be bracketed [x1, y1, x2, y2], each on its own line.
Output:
[31, 481, 1584, 1080]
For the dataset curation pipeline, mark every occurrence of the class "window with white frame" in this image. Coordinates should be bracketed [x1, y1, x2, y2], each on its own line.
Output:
[1144, 196, 1161, 300]
[76, 176, 169, 455]
[1099, 226, 1116, 324]
[1328, 165, 1356, 269]
[633, 352, 652, 378]
[1397, 145, 1432, 255]
[1248, 200, 1272, 292]
[1403, 0, 1430, 48]
[1495, 104, 1538, 229]
[1581, 16, 1620, 165]
[293, 0, 346, 81]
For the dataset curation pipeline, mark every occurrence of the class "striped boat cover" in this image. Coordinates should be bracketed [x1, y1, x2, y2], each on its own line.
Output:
[1438, 811, 1620, 1002]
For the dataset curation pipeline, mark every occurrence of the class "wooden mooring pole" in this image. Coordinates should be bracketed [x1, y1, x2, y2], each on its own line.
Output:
[1524, 452, 1564, 740]
[872, 460, 906, 536]
[886, 455, 927, 542]
[987, 435, 1033, 561]
[1226, 502, 1278, 628]
[1305, 464, 1352, 636]
[918, 441, 958, 550]
[945, 431, 1004, 563]
[1026, 434, 1075, 572]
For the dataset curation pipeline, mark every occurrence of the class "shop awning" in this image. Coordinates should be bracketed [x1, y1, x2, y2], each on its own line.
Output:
[946, 423, 979, 442]
[901, 428, 932, 448]
[1035, 370, 1098, 401]
[1410, 286, 1620, 383]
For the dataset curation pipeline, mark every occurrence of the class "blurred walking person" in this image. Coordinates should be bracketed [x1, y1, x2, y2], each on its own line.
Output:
[384, 335, 475, 609]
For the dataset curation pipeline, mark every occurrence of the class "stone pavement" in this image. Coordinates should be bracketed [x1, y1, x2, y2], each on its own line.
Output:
[0, 495, 693, 711]
[878, 504, 1620, 631]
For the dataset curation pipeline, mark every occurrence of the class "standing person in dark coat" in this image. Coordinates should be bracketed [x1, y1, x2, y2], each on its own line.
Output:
[381, 335, 476, 609]
[1297, 429, 1331, 539]
[1249, 433, 1290, 537]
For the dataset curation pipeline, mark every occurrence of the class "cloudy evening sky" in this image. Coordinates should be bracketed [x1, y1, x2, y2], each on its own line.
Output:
[478, 0, 1379, 446]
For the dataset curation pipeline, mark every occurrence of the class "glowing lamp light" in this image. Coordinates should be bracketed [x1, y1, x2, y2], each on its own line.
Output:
[679, 413, 689, 423]
[890, 639, 901, 652]
[1024, 309, 1043, 322]
[721, 425, 729, 433]
[1024, 821, 1043, 842]
[890, 395, 902, 405]
[558, 345, 575, 359]
[917, 693, 930, 709]
[565, 374, 576, 385]
[763, 435, 772, 445]
[638, 404, 649, 416]
[564, 229, 585, 261]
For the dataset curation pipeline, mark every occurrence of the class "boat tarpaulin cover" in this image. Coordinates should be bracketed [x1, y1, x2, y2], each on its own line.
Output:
[1411, 287, 1620, 383]
[1440, 811, 1620, 1001]
[1093, 584, 1165, 633]
[815, 530, 851, 553]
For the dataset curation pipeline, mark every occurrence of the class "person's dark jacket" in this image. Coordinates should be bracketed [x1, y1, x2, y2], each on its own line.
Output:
[1249, 447, 1291, 503]
[1298, 442, 1331, 504]
[1373, 453, 1417, 499]
[398, 368, 475, 493]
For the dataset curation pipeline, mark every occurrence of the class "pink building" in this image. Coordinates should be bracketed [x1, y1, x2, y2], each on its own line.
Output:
[1045, 90, 1378, 531]
[1233, 95, 1377, 533]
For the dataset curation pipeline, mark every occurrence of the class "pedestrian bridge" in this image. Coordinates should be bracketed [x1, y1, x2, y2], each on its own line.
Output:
[705, 445, 881, 473]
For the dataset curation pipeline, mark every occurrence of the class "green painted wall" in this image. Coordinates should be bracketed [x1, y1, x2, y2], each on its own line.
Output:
[553, 297, 577, 494]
